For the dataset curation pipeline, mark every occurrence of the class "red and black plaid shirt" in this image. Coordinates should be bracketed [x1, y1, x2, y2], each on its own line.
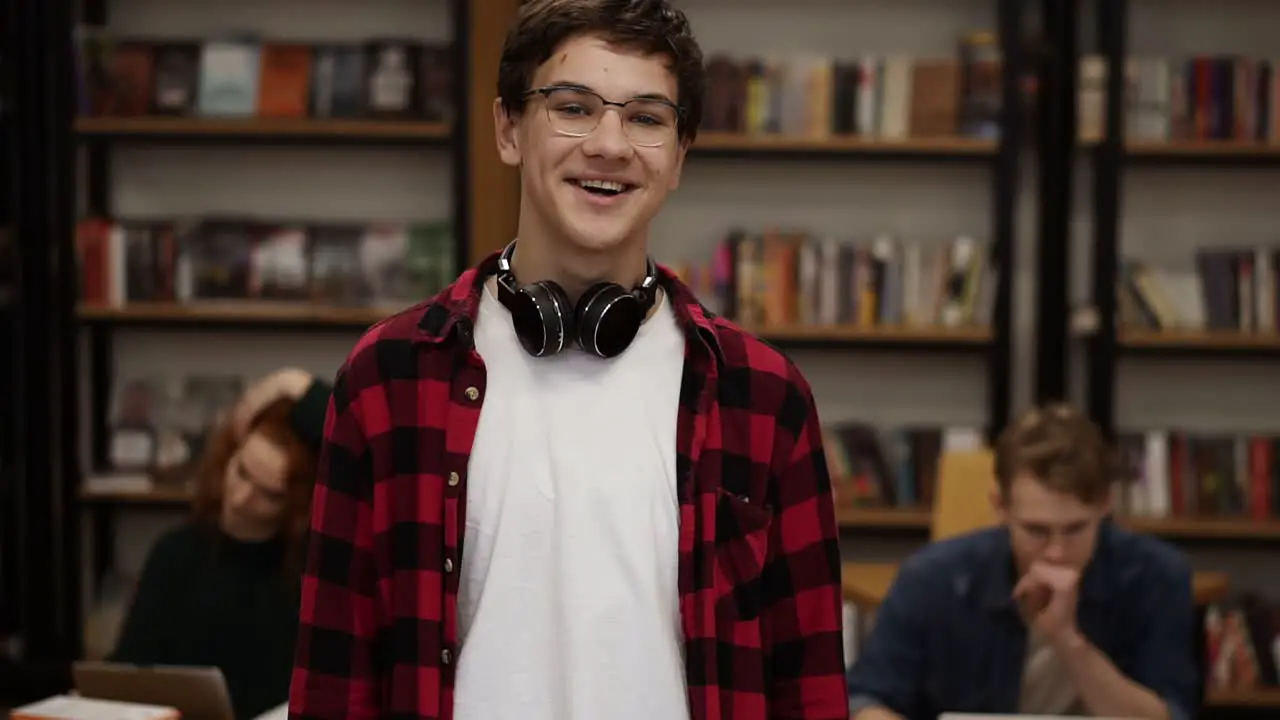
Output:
[289, 251, 848, 720]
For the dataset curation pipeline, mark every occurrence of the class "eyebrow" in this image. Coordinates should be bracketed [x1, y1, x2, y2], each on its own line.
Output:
[1023, 519, 1089, 531]
[546, 80, 677, 105]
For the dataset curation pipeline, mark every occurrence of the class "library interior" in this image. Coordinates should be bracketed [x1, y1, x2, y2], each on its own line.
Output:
[3, 0, 1280, 718]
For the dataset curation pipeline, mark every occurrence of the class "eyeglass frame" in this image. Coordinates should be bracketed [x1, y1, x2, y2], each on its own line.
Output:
[521, 84, 686, 147]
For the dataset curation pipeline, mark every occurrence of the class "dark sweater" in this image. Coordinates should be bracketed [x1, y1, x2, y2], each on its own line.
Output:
[108, 378, 335, 719]
[109, 523, 300, 719]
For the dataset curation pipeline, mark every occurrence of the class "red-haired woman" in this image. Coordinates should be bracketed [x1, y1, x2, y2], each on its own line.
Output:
[109, 383, 324, 720]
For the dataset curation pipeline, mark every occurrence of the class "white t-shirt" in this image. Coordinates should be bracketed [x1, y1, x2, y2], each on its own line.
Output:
[1018, 631, 1084, 715]
[452, 281, 690, 720]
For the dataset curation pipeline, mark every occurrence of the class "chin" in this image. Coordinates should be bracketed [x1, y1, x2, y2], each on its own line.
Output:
[558, 217, 639, 254]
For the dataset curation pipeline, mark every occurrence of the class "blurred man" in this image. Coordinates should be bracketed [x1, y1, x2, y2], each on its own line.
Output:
[847, 404, 1197, 720]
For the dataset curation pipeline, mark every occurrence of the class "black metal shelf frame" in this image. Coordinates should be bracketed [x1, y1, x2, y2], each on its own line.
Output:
[988, 0, 1026, 443]
[77, 0, 474, 601]
[1085, 0, 1126, 439]
[5, 0, 80, 704]
[1031, 0, 1078, 408]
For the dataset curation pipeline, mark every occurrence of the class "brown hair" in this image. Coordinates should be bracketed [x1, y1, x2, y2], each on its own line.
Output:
[191, 398, 317, 576]
[497, 0, 706, 143]
[994, 403, 1110, 505]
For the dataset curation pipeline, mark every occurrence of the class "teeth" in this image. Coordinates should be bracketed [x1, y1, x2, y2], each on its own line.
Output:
[577, 179, 627, 193]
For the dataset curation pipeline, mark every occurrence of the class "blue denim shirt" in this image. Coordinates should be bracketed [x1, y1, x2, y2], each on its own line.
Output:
[846, 520, 1197, 720]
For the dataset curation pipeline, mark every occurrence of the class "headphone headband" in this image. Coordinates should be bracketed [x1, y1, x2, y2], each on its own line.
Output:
[497, 240, 658, 301]
[494, 240, 660, 359]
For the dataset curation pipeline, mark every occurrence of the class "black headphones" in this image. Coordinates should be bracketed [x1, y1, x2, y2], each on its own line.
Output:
[494, 241, 660, 359]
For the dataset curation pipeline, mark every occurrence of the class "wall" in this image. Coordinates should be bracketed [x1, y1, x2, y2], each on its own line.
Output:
[1067, 0, 1280, 593]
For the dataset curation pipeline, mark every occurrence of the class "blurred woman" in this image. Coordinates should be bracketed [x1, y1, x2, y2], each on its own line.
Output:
[109, 396, 317, 720]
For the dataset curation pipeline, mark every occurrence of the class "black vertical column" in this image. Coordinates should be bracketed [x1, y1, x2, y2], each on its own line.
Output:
[450, 0, 471, 277]
[6, 0, 80, 701]
[1034, 0, 1079, 405]
[987, 0, 1026, 443]
[0, 0, 18, 689]
[1086, 0, 1126, 440]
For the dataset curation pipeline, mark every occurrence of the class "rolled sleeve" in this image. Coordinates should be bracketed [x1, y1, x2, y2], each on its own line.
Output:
[1126, 549, 1198, 720]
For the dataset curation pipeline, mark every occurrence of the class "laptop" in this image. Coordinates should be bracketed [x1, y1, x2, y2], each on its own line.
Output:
[72, 661, 237, 720]
[939, 715, 1134, 719]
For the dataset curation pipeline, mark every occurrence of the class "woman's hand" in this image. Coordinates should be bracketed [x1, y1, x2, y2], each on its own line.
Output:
[232, 368, 315, 440]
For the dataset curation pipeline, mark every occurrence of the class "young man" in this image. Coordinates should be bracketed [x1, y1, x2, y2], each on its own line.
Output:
[846, 404, 1198, 720]
[287, 1, 848, 718]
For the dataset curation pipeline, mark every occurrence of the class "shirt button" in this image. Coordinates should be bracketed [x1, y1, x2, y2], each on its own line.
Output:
[444, 558, 454, 573]
[447, 471, 460, 487]
[441, 648, 452, 665]
[464, 386, 480, 401]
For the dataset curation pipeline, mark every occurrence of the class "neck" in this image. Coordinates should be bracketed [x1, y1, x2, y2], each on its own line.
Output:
[220, 513, 279, 544]
[511, 220, 649, 304]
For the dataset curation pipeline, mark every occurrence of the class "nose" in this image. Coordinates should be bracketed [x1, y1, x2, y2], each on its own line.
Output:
[229, 482, 253, 511]
[581, 108, 634, 160]
[1042, 536, 1066, 562]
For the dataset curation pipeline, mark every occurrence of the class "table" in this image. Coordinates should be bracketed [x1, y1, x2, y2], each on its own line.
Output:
[842, 561, 1229, 611]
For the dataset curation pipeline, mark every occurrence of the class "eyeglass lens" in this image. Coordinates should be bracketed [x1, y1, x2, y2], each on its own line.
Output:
[541, 87, 678, 146]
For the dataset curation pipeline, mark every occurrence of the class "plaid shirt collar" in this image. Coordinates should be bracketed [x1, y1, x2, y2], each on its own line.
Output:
[406, 247, 725, 365]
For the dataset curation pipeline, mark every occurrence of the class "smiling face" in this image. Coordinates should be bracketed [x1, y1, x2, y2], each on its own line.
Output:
[494, 33, 688, 261]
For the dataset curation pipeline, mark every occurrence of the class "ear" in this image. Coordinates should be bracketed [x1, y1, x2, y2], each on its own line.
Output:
[493, 97, 522, 168]
[1098, 485, 1115, 517]
[989, 486, 1007, 522]
[668, 139, 689, 191]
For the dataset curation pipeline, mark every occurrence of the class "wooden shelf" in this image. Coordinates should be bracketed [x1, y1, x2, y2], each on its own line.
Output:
[78, 302, 396, 330]
[79, 306, 990, 345]
[1127, 140, 1280, 158]
[1121, 329, 1280, 348]
[79, 485, 191, 506]
[1122, 516, 1280, 541]
[692, 132, 996, 158]
[837, 506, 1280, 541]
[750, 324, 991, 350]
[1119, 329, 1280, 356]
[1207, 687, 1280, 708]
[75, 116, 451, 142]
[836, 506, 931, 530]
[758, 324, 990, 342]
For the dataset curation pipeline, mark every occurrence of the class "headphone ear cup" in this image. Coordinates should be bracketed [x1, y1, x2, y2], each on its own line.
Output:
[513, 280, 573, 357]
[576, 282, 643, 359]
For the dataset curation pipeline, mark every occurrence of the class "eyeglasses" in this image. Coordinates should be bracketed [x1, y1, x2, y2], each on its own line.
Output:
[523, 85, 683, 148]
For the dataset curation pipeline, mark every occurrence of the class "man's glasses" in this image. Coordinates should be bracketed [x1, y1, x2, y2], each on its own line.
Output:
[523, 85, 683, 148]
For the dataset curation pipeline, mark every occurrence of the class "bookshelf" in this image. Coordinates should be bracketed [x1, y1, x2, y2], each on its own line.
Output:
[645, 0, 1025, 442]
[69, 0, 518, 618]
[1079, 0, 1280, 711]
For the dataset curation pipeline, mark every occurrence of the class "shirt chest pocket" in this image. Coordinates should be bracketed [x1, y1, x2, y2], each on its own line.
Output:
[713, 488, 773, 621]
